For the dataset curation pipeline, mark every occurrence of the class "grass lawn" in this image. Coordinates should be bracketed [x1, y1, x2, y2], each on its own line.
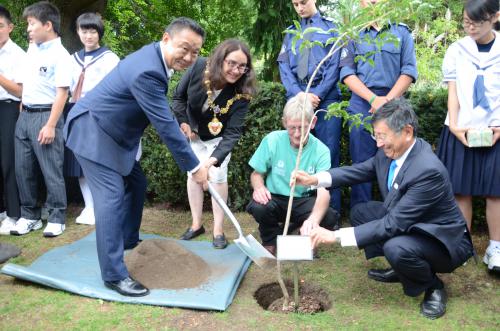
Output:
[1, 204, 499, 330]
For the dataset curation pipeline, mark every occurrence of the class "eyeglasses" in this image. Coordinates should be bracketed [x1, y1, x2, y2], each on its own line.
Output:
[224, 59, 249, 73]
[286, 125, 308, 134]
[462, 19, 488, 29]
[372, 132, 394, 143]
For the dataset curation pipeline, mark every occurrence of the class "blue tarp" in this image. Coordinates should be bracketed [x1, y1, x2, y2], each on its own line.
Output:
[1, 232, 251, 311]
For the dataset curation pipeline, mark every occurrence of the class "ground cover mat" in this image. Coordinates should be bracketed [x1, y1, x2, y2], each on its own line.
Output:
[1, 232, 251, 311]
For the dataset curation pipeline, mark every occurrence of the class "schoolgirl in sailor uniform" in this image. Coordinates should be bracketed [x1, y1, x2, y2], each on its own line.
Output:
[437, 0, 500, 272]
[64, 13, 119, 225]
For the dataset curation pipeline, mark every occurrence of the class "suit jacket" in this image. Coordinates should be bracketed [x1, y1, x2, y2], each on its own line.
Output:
[64, 42, 199, 176]
[329, 138, 469, 265]
[171, 57, 250, 165]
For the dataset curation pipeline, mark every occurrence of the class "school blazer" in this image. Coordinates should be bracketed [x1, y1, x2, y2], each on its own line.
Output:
[64, 42, 199, 176]
[172, 57, 250, 166]
[328, 138, 469, 265]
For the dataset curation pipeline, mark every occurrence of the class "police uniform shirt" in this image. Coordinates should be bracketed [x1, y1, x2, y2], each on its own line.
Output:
[69, 47, 120, 100]
[0, 38, 27, 102]
[278, 11, 341, 100]
[339, 23, 418, 89]
[20, 37, 72, 106]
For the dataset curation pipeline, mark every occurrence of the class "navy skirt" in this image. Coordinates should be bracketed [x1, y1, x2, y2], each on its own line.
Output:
[63, 103, 83, 177]
[436, 125, 500, 196]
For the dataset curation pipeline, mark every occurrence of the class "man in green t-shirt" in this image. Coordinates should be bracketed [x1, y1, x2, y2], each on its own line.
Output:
[246, 95, 339, 256]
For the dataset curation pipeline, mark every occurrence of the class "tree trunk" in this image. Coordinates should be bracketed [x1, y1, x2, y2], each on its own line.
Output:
[54, 0, 107, 53]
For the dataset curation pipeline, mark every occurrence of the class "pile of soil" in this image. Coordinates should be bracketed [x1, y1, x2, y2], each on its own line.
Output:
[125, 239, 211, 290]
[254, 281, 331, 314]
[268, 295, 323, 313]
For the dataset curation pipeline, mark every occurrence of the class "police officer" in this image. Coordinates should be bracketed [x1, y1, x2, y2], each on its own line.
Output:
[278, 0, 342, 213]
[339, 0, 418, 208]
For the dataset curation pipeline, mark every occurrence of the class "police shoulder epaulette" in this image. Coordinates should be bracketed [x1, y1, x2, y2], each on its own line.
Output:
[323, 16, 335, 22]
[397, 22, 411, 31]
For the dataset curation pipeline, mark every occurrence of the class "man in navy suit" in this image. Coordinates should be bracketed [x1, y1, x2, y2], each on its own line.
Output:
[64, 18, 208, 297]
[294, 98, 474, 319]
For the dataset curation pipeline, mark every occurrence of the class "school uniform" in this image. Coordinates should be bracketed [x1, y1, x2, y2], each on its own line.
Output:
[0, 39, 26, 219]
[437, 32, 500, 196]
[15, 37, 72, 224]
[64, 46, 119, 177]
[278, 11, 343, 212]
[339, 23, 418, 207]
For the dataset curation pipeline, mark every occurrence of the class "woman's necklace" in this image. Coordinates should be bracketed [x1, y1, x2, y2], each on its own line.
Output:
[205, 62, 251, 136]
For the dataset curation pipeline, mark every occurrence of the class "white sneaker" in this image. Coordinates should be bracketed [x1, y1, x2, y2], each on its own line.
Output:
[43, 222, 65, 237]
[75, 208, 95, 225]
[483, 245, 500, 272]
[10, 218, 42, 235]
[0, 217, 17, 235]
[0, 211, 6, 221]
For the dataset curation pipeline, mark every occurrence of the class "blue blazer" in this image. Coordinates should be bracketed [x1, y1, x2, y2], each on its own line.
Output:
[64, 42, 199, 176]
[328, 138, 470, 265]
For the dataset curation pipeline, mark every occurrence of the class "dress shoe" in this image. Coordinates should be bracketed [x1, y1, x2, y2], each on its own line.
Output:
[180, 226, 205, 240]
[213, 234, 228, 249]
[367, 268, 400, 283]
[104, 276, 150, 297]
[420, 287, 447, 319]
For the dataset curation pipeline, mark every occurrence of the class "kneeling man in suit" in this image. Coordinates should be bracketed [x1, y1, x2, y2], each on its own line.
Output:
[64, 18, 208, 297]
[294, 98, 474, 319]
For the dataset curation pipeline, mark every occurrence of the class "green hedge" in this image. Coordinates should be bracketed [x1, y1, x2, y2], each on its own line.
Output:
[142, 82, 453, 212]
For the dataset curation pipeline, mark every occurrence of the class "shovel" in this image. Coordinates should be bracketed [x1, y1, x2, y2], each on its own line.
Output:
[207, 183, 275, 268]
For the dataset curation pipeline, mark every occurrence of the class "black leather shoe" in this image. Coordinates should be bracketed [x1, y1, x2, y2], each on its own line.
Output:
[180, 226, 205, 240]
[104, 276, 150, 297]
[367, 268, 400, 283]
[420, 288, 447, 319]
[213, 234, 228, 249]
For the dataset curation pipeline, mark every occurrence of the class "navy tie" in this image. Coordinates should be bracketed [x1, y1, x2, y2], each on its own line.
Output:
[473, 63, 492, 113]
[387, 160, 397, 191]
[297, 18, 311, 81]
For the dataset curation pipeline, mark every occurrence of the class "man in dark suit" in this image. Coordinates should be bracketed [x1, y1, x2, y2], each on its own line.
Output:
[64, 18, 208, 297]
[294, 98, 474, 319]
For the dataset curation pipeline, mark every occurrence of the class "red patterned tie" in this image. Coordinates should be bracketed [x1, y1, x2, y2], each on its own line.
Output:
[71, 68, 86, 102]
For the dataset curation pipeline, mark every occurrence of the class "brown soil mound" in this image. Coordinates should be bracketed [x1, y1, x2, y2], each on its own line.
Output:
[254, 281, 331, 314]
[124, 239, 211, 290]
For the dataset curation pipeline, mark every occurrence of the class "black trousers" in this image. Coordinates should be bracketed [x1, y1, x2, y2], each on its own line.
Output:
[247, 193, 339, 246]
[350, 201, 473, 297]
[0, 100, 20, 218]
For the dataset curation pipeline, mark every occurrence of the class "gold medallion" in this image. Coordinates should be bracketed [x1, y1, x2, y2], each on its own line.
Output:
[208, 116, 223, 136]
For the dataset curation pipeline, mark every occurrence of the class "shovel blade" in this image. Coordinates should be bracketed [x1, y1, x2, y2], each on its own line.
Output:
[234, 234, 276, 268]
[277, 235, 313, 261]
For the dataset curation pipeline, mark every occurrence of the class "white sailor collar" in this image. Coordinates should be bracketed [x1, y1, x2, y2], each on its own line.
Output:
[456, 31, 500, 66]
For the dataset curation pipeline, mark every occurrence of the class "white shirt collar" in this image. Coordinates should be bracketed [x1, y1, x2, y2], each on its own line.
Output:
[393, 138, 416, 168]
[0, 38, 14, 53]
[36, 37, 61, 50]
[159, 42, 174, 78]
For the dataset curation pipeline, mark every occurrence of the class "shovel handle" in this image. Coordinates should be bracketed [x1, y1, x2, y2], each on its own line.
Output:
[207, 182, 245, 238]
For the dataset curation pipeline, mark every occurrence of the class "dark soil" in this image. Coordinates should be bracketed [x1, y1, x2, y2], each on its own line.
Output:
[254, 281, 331, 314]
[124, 239, 211, 290]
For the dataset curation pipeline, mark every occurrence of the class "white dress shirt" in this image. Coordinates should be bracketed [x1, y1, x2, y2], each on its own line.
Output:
[20, 37, 72, 106]
[0, 39, 27, 101]
[316, 139, 416, 247]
